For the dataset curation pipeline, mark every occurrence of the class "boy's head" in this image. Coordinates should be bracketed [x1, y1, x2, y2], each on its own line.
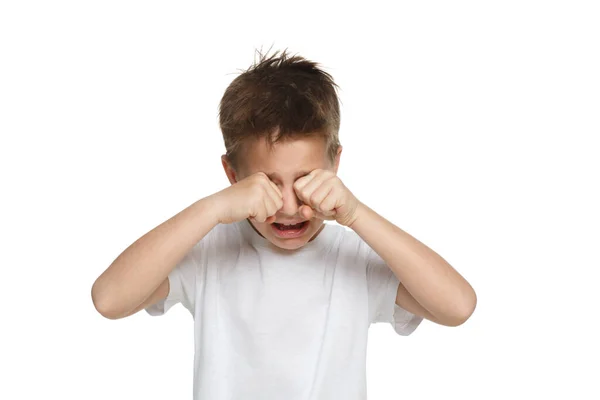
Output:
[219, 49, 343, 250]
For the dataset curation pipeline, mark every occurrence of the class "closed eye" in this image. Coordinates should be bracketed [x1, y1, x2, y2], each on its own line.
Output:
[266, 171, 311, 184]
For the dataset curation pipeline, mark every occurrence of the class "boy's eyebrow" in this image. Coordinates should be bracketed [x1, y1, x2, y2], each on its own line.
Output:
[266, 171, 311, 181]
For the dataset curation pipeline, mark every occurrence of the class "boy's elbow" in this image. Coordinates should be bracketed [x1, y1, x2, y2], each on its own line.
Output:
[94, 303, 121, 320]
[91, 282, 122, 320]
[449, 289, 477, 327]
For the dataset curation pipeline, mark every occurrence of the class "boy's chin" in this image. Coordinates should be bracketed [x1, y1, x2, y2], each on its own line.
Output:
[247, 218, 325, 250]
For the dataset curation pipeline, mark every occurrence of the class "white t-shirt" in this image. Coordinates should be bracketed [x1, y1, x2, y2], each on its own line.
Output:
[146, 219, 422, 400]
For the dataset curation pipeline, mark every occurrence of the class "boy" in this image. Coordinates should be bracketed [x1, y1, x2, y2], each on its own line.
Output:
[92, 49, 476, 399]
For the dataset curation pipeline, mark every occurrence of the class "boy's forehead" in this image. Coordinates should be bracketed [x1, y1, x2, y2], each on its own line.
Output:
[265, 170, 312, 181]
[241, 136, 328, 177]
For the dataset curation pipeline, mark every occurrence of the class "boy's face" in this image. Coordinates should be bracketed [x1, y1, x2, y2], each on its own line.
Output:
[222, 135, 342, 251]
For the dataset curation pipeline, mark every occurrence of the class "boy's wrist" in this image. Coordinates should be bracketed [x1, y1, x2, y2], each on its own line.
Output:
[346, 201, 371, 231]
[196, 194, 223, 226]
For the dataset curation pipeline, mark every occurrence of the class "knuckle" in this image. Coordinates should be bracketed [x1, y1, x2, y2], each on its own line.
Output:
[310, 193, 320, 204]
[274, 198, 282, 209]
[252, 173, 268, 184]
[259, 173, 271, 183]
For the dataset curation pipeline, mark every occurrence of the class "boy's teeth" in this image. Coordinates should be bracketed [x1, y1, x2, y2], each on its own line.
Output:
[275, 222, 304, 228]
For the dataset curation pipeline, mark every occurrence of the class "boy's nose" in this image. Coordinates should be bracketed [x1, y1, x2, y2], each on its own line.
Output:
[278, 186, 303, 217]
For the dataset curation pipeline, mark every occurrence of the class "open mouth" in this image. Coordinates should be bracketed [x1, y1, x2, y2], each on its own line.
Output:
[273, 221, 307, 230]
[271, 220, 310, 237]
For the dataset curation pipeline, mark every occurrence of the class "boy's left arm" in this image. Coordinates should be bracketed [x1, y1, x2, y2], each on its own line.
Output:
[293, 169, 477, 327]
[349, 201, 477, 327]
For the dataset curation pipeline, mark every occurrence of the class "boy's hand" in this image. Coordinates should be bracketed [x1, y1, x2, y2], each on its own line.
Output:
[212, 172, 283, 225]
[293, 169, 360, 227]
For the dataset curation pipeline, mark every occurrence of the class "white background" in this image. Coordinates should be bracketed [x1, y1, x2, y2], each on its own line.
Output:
[1, 1, 599, 399]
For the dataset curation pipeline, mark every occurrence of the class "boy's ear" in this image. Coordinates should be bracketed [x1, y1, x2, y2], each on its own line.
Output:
[221, 155, 238, 184]
[333, 145, 343, 174]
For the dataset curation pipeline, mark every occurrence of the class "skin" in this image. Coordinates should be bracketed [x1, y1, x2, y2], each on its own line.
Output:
[222, 134, 477, 326]
[221, 135, 342, 251]
[92, 134, 476, 325]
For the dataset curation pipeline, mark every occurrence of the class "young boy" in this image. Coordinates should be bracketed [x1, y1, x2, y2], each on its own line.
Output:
[92, 49, 476, 399]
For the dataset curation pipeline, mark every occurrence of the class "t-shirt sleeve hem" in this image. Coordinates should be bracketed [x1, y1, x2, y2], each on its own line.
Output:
[383, 272, 423, 336]
[144, 268, 180, 317]
[391, 303, 423, 336]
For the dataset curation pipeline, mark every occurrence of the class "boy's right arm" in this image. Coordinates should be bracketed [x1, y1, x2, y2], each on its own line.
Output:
[91, 195, 220, 320]
[91, 172, 283, 320]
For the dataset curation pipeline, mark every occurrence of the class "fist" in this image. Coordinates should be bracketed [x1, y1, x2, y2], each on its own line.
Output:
[212, 172, 283, 225]
[293, 169, 360, 227]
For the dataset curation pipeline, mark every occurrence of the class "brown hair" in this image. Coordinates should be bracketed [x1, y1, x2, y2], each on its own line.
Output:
[218, 48, 341, 172]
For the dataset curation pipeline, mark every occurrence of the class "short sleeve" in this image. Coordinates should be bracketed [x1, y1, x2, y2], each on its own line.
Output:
[145, 247, 199, 317]
[366, 247, 423, 336]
